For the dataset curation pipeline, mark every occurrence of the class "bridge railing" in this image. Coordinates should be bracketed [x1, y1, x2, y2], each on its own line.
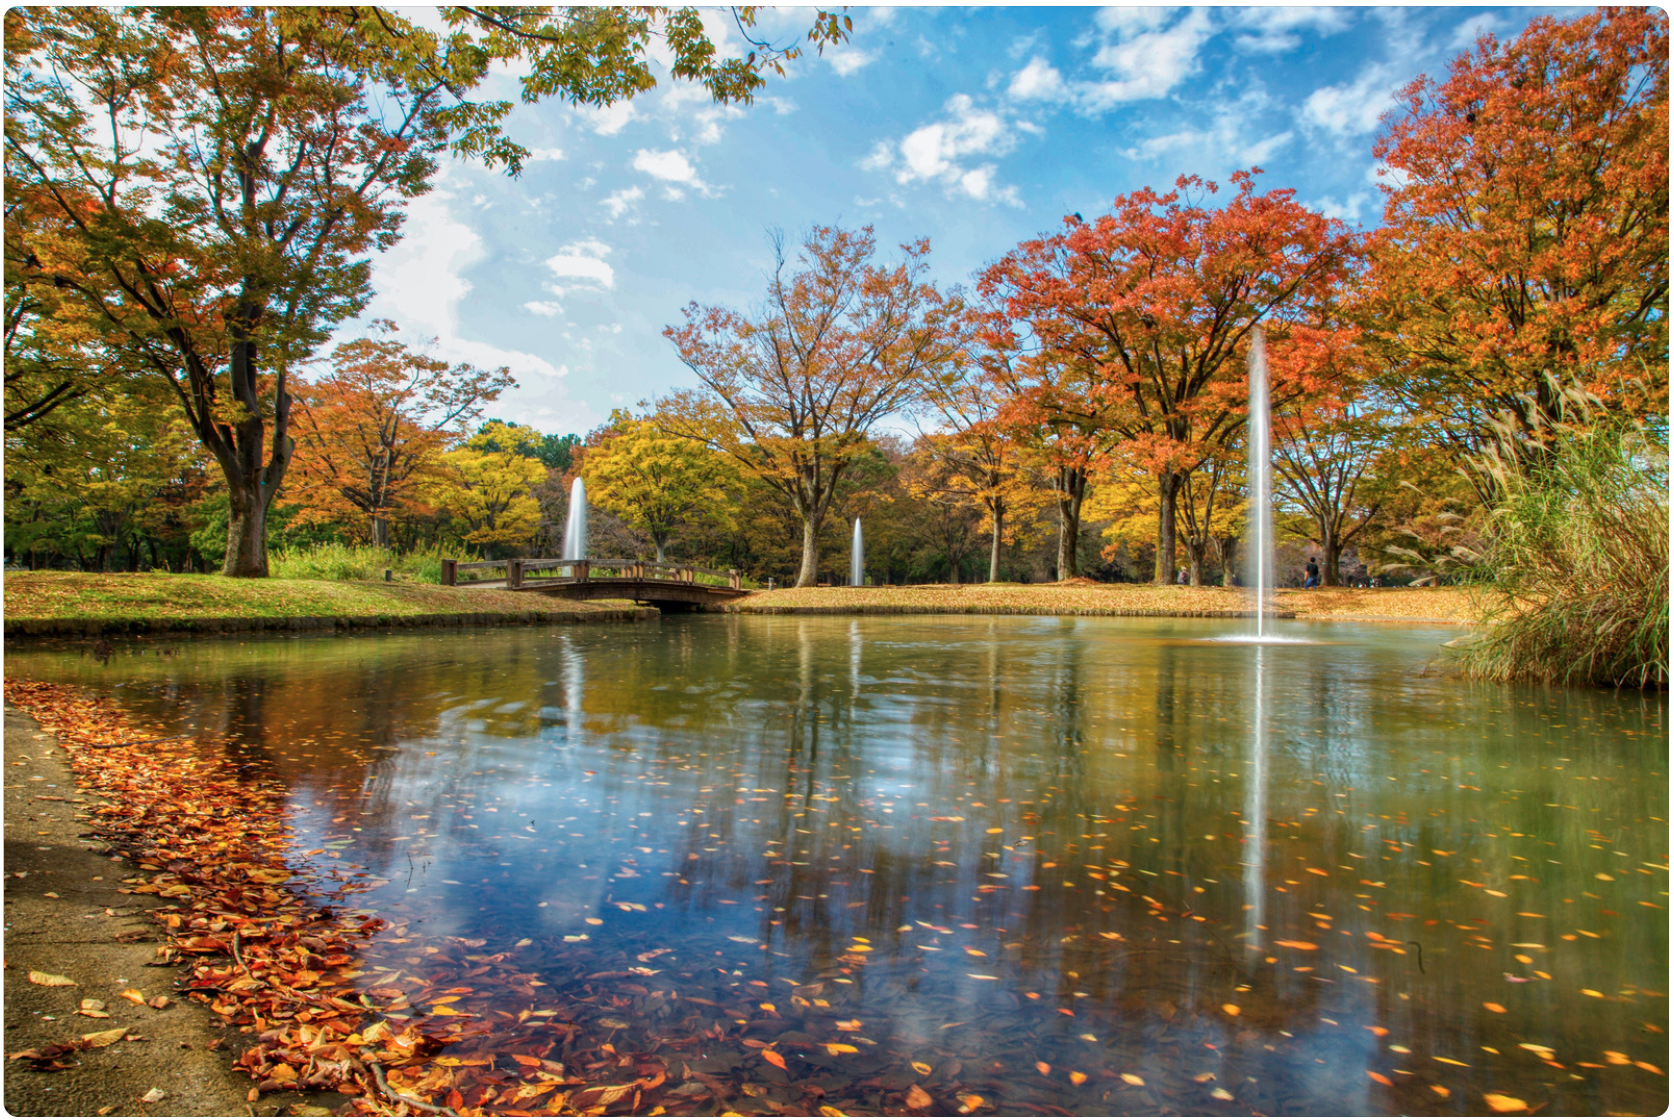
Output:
[442, 557, 741, 591]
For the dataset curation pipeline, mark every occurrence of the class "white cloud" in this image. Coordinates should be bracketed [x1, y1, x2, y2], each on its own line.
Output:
[862, 94, 1025, 206]
[1078, 7, 1213, 109]
[524, 146, 565, 162]
[1008, 57, 1068, 102]
[1229, 7, 1351, 54]
[830, 46, 877, 76]
[544, 239, 615, 294]
[1448, 12, 1503, 54]
[1127, 122, 1294, 168]
[1309, 191, 1374, 223]
[357, 185, 566, 381]
[1301, 63, 1403, 136]
[601, 185, 644, 222]
[523, 300, 564, 317]
[632, 148, 708, 192]
[585, 100, 637, 136]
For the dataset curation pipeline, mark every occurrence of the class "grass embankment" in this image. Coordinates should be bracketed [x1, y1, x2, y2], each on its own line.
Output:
[3, 571, 652, 637]
[730, 582, 1480, 623]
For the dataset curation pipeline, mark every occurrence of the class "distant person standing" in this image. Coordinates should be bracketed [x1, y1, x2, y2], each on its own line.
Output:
[1304, 559, 1320, 588]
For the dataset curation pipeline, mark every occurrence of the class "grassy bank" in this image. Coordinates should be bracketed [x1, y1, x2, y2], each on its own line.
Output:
[2, 572, 652, 636]
[728, 582, 1480, 623]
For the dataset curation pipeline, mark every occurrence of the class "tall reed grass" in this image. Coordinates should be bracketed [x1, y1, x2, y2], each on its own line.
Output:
[269, 543, 471, 585]
[1456, 386, 1668, 689]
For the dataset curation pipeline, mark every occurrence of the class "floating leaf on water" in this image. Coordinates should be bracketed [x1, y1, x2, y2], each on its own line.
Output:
[1604, 1051, 1632, 1065]
[1211, 1088, 1234, 1101]
[911, 1061, 932, 1076]
[1221, 1003, 1240, 1016]
[762, 1049, 787, 1070]
[825, 1043, 858, 1055]
[966, 974, 1000, 981]
[1069, 1071, 1087, 1086]
[1120, 1073, 1144, 1086]
[1035, 1061, 1051, 1076]
[1483, 1002, 1507, 1014]
[1484, 1093, 1529, 1113]
[1274, 940, 1317, 951]
[905, 1085, 932, 1110]
[1368, 1071, 1393, 1087]
[956, 1094, 985, 1113]
[1431, 1085, 1451, 1098]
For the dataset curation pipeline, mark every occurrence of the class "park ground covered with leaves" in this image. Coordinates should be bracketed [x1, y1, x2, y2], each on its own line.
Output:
[2, 572, 644, 630]
[733, 584, 1479, 624]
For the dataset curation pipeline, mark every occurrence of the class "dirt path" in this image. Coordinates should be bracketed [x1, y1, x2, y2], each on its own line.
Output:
[3, 705, 321, 1117]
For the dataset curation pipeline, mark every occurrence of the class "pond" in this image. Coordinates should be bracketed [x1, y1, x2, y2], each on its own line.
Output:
[8, 615, 1667, 1116]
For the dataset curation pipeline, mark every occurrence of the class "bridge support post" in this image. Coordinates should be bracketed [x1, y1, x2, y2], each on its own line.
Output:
[729, 569, 740, 590]
[577, 560, 590, 582]
[508, 559, 523, 590]
[442, 558, 457, 586]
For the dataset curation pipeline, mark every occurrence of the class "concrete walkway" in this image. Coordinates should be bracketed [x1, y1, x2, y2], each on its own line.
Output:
[3, 705, 319, 1117]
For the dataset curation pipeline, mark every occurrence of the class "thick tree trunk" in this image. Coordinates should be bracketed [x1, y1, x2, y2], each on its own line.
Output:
[1217, 535, 1239, 587]
[1185, 537, 1207, 586]
[1320, 525, 1341, 587]
[1154, 470, 1181, 583]
[796, 515, 820, 587]
[370, 515, 390, 549]
[654, 539, 667, 564]
[223, 478, 271, 578]
[1056, 469, 1086, 581]
[989, 507, 1004, 583]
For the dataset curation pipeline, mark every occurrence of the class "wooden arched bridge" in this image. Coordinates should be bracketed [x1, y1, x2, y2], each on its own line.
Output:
[443, 557, 747, 610]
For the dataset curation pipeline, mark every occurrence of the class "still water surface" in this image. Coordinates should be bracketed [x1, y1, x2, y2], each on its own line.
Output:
[10, 616, 1668, 1115]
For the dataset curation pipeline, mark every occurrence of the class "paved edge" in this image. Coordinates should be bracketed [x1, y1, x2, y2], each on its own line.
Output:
[3, 706, 325, 1118]
[711, 603, 1299, 619]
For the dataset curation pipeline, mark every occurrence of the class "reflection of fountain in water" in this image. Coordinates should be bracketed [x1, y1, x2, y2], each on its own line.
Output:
[558, 632, 584, 723]
[562, 477, 589, 561]
[848, 619, 862, 700]
[851, 518, 865, 587]
[1242, 646, 1268, 949]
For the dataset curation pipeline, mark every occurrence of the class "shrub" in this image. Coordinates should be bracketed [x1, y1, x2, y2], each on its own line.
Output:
[1453, 386, 1668, 689]
[269, 543, 474, 584]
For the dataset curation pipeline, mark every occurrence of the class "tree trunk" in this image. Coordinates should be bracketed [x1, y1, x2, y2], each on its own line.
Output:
[1217, 534, 1239, 587]
[989, 506, 1004, 583]
[654, 539, 667, 564]
[1056, 468, 1086, 581]
[371, 515, 390, 549]
[1154, 470, 1181, 583]
[1185, 536, 1206, 586]
[1320, 524, 1341, 587]
[796, 514, 820, 587]
[223, 477, 271, 578]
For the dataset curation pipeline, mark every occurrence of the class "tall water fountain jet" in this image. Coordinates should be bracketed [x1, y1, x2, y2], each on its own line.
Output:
[1246, 327, 1274, 639]
[851, 518, 865, 587]
[562, 477, 589, 562]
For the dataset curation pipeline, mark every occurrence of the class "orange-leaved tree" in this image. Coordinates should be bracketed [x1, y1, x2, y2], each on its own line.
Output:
[980, 171, 1360, 584]
[661, 225, 958, 586]
[289, 322, 514, 546]
[1369, 7, 1669, 458]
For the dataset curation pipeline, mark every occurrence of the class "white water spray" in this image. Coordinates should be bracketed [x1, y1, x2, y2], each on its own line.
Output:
[562, 477, 589, 562]
[1247, 328, 1273, 639]
[851, 518, 865, 587]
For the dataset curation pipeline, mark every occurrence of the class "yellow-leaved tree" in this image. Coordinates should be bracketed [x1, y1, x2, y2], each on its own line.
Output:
[581, 410, 738, 563]
[426, 422, 546, 554]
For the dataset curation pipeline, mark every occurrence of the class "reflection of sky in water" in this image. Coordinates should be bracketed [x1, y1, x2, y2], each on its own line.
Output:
[13, 617, 1668, 1116]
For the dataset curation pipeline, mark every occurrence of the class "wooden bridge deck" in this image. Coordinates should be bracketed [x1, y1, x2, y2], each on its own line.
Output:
[444, 558, 747, 609]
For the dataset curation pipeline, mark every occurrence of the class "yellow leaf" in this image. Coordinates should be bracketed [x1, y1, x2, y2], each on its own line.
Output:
[957, 1094, 984, 1114]
[28, 971, 75, 987]
[911, 1061, 932, 1076]
[1222, 1003, 1240, 1016]
[1581, 989, 1604, 998]
[836, 1019, 861, 1031]
[1431, 1085, 1451, 1098]
[429, 1004, 463, 1016]
[1483, 1002, 1507, 1014]
[1211, 1088, 1234, 1101]
[1604, 1051, 1632, 1065]
[1273, 940, 1317, 951]
[1484, 1093, 1528, 1113]
[81, 1027, 126, 1048]
[118, 989, 146, 1005]
[818, 1108, 847, 1118]
[824, 1043, 859, 1055]
[1121, 1073, 1144, 1086]
[1035, 1061, 1051, 1076]
[1068, 1071, 1087, 1086]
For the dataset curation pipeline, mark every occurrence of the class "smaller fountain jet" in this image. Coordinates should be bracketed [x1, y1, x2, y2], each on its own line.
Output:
[562, 477, 588, 563]
[851, 518, 865, 587]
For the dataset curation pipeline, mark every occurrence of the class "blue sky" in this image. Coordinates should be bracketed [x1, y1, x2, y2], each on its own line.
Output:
[355, 5, 1563, 437]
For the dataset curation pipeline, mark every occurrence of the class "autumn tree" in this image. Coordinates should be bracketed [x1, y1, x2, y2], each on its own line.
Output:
[662, 225, 957, 586]
[1369, 7, 1669, 457]
[425, 422, 546, 553]
[920, 312, 1047, 582]
[581, 409, 739, 562]
[289, 322, 512, 545]
[4, 6, 848, 577]
[981, 171, 1360, 584]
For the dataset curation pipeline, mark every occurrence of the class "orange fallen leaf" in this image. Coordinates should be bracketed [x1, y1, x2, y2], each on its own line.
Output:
[905, 1085, 932, 1110]
[1368, 1071, 1393, 1087]
[1273, 940, 1317, 951]
[118, 989, 146, 1005]
[1068, 1071, 1087, 1086]
[762, 1049, 787, 1070]
[911, 1061, 932, 1076]
[1035, 1061, 1051, 1076]
[1483, 1002, 1507, 1014]
[1484, 1093, 1528, 1112]
[1431, 1085, 1451, 1098]
[957, 1094, 984, 1114]
[824, 1043, 858, 1055]
[1222, 1003, 1240, 1016]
